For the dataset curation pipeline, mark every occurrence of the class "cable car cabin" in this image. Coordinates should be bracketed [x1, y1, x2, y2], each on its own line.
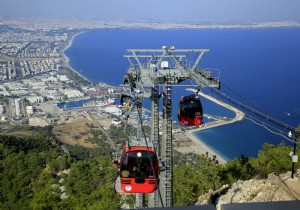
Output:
[118, 145, 159, 194]
[178, 95, 203, 126]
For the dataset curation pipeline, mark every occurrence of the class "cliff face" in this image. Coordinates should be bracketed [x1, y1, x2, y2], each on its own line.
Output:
[196, 170, 300, 210]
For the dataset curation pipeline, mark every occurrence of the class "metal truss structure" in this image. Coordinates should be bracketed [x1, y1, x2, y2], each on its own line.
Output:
[121, 46, 220, 207]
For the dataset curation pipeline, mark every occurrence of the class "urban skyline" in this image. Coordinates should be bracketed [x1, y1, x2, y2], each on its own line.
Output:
[1, 0, 300, 22]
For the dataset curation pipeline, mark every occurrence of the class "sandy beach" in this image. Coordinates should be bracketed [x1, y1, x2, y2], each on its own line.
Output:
[174, 90, 245, 164]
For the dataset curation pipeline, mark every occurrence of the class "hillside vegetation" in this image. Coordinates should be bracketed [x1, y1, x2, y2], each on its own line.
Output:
[0, 126, 299, 209]
[174, 141, 299, 206]
[0, 132, 120, 210]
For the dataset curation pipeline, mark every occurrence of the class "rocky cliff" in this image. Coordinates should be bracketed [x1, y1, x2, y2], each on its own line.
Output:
[196, 169, 300, 210]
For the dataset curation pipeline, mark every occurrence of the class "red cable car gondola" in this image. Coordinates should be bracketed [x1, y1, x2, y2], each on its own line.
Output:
[178, 94, 203, 126]
[117, 144, 160, 194]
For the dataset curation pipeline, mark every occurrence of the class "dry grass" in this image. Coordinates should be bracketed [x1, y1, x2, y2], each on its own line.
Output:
[52, 118, 98, 148]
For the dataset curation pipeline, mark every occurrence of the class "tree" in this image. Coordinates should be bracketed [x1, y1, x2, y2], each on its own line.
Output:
[250, 142, 295, 178]
[62, 157, 121, 209]
[30, 170, 62, 210]
[173, 153, 222, 206]
[218, 154, 254, 183]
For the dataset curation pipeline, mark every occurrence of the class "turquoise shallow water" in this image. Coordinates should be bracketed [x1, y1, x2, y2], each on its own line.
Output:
[65, 28, 300, 159]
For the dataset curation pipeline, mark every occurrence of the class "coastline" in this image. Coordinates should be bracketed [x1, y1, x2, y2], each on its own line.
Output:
[174, 131, 227, 164]
[62, 30, 92, 83]
[61, 31, 245, 164]
[174, 90, 245, 164]
[187, 131, 227, 164]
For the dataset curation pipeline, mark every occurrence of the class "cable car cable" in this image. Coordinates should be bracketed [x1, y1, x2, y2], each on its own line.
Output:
[201, 86, 299, 143]
[219, 82, 264, 112]
[123, 120, 135, 142]
[121, 98, 164, 205]
[209, 86, 297, 132]
[137, 107, 165, 207]
[244, 116, 298, 144]
[203, 87, 299, 144]
[186, 86, 297, 143]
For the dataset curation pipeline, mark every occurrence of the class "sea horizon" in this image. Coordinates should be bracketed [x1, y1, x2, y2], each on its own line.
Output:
[64, 28, 300, 160]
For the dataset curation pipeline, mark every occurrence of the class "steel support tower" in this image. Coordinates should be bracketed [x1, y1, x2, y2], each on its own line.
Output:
[121, 46, 220, 207]
[148, 84, 160, 207]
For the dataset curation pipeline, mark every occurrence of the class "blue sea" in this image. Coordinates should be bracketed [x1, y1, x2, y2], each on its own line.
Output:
[64, 28, 300, 160]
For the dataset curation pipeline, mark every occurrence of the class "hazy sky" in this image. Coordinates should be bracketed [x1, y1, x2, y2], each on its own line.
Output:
[1, 0, 300, 22]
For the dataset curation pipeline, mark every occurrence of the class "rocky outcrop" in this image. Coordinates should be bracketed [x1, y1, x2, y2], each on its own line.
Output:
[196, 170, 300, 210]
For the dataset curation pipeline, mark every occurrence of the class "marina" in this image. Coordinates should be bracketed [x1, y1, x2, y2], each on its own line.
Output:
[83, 96, 115, 108]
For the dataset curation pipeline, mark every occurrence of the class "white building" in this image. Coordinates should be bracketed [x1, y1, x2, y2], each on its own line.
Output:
[5, 82, 27, 91]
[24, 95, 44, 104]
[81, 86, 96, 93]
[57, 75, 70, 82]
[42, 90, 64, 100]
[43, 76, 58, 83]
[26, 106, 34, 115]
[10, 90, 29, 96]
[15, 98, 21, 116]
[63, 89, 84, 98]
[29, 81, 48, 91]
